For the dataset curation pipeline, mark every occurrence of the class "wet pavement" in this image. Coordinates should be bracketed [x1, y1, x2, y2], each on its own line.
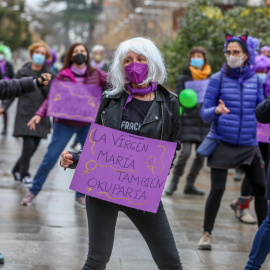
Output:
[1, 104, 270, 270]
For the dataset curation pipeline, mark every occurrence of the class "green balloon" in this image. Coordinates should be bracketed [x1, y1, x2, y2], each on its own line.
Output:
[179, 106, 183, 116]
[179, 89, 198, 108]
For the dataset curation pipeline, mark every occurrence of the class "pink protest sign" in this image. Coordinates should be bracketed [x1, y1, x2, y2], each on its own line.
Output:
[47, 79, 102, 122]
[185, 79, 210, 103]
[257, 122, 270, 143]
[70, 123, 177, 213]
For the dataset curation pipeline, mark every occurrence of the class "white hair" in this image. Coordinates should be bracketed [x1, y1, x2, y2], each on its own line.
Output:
[91, 44, 105, 53]
[107, 37, 167, 95]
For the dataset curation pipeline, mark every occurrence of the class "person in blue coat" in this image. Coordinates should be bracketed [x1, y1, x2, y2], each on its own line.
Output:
[197, 34, 268, 251]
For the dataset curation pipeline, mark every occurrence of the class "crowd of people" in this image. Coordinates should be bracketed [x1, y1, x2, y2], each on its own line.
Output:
[1, 34, 270, 269]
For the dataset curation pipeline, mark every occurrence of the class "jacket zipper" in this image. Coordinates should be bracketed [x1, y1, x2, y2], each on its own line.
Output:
[161, 103, 164, 140]
[236, 84, 243, 145]
[101, 113, 105, 126]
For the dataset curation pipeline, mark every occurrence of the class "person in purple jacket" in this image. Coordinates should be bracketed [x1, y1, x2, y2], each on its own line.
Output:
[21, 43, 107, 208]
[197, 34, 268, 251]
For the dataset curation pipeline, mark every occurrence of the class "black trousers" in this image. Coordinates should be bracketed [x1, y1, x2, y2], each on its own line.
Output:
[173, 142, 204, 186]
[13, 136, 41, 179]
[83, 197, 183, 270]
[204, 156, 268, 233]
[241, 142, 270, 197]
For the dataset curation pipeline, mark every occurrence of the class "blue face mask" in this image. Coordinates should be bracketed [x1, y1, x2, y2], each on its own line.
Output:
[257, 73, 268, 84]
[190, 58, 204, 68]
[32, 53, 45, 66]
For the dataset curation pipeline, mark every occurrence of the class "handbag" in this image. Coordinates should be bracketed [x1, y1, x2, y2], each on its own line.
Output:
[197, 137, 219, 157]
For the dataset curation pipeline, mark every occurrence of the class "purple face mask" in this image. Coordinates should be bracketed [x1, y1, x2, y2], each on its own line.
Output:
[124, 62, 148, 84]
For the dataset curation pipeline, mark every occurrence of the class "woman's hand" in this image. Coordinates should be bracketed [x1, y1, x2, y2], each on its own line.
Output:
[60, 150, 73, 168]
[215, 99, 230, 115]
[0, 108, 4, 116]
[38, 73, 52, 86]
[27, 115, 41, 130]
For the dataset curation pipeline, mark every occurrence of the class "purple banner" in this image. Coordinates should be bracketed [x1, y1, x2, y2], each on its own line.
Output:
[185, 79, 210, 103]
[70, 123, 177, 213]
[47, 79, 102, 123]
[257, 122, 270, 143]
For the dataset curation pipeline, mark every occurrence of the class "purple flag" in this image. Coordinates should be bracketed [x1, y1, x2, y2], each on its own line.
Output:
[185, 79, 210, 103]
[47, 80, 102, 122]
[257, 122, 270, 143]
[70, 123, 177, 213]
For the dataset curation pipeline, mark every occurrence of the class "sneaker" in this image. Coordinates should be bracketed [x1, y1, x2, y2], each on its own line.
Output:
[21, 192, 36, 206]
[21, 176, 33, 186]
[12, 171, 21, 182]
[1, 129, 7, 135]
[0, 252, 4, 264]
[75, 196, 86, 208]
[198, 232, 212, 250]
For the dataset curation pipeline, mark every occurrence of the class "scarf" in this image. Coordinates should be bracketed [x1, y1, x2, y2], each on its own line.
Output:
[91, 59, 105, 70]
[189, 64, 211, 81]
[124, 82, 157, 110]
[71, 64, 87, 83]
[220, 64, 255, 85]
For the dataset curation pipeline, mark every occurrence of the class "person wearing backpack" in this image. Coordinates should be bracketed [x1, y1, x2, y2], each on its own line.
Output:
[198, 34, 268, 250]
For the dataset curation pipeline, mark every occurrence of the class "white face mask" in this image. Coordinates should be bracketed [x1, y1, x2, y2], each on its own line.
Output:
[0, 54, 5, 61]
[226, 54, 246, 69]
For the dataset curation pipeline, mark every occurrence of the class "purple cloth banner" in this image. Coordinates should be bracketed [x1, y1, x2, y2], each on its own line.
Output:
[257, 122, 270, 143]
[70, 123, 177, 213]
[47, 80, 102, 122]
[185, 79, 210, 103]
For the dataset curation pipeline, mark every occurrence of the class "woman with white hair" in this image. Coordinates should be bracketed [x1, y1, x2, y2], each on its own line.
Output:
[90, 44, 108, 72]
[60, 37, 183, 270]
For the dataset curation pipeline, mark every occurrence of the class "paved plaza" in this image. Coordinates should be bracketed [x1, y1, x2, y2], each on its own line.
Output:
[1, 105, 270, 270]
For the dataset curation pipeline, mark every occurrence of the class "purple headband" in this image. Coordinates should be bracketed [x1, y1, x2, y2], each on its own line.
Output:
[260, 46, 270, 54]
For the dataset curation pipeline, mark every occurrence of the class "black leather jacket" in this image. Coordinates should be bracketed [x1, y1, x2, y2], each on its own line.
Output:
[69, 84, 182, 168]
[0, 77, 35, 100]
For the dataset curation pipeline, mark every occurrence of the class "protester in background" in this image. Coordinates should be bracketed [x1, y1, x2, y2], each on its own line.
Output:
[45, 48, 59, 73]
[230, 54, 270, 225]
[21, 42, 107, 208]
[244, 97, 270, 270]
[0, 41, 54, 185]
[165, 46, 211, 196]
[260, 45, 270, 57]
[90, 44, 108, 72]
[0, 46, 14, 135]
[60, 37, 183, 270]
[198, 34, 268, 250]
[70, 44, 108, 150]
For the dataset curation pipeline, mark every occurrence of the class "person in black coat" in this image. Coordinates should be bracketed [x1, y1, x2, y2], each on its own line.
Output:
[0, 73, 51, 265]
[0, 50, 14, 135]
[0, 41, 55, 185]
[243, 96, 270, 270]
[165, 46, 211, 196]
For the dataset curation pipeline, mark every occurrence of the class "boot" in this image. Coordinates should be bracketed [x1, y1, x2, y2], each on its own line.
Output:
[184, 185, 205, 195]
[230, 197, 257, 225]
[165, 174, 180, 195]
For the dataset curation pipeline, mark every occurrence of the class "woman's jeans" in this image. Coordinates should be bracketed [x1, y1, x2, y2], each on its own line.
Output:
[82, 197, 183, 270]
[30, 123, 90, 198]
[245, 202, 270, 270]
